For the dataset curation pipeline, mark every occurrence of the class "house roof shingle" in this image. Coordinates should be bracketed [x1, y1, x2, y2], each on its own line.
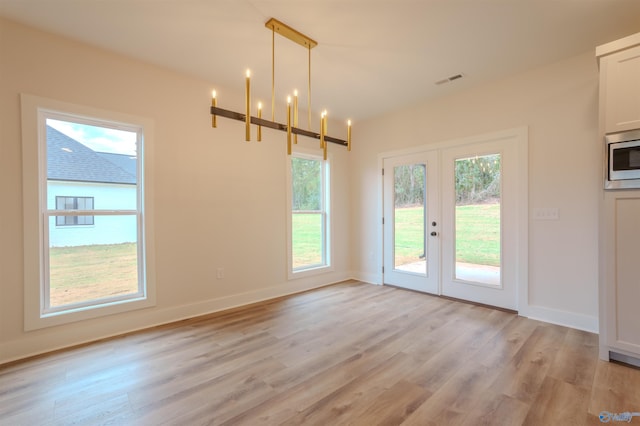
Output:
[46, 125, 137, 185]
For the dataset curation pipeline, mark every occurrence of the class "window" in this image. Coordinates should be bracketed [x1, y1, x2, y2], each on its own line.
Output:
[288, 151, 331, 276]
[44, 116, 143, 313]
[55, 196, 94, 226]
[21, 94, 155, 329]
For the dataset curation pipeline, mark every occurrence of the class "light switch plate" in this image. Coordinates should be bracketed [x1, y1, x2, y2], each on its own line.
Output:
[533, 207, 559, 220]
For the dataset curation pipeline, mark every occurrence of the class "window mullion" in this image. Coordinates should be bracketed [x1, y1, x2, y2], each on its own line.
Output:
[45, 210, 138, 216]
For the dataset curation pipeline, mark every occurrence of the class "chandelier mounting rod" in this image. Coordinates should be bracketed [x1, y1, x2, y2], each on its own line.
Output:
[264, 18, 317, 49]
[210, 105, 348, 146]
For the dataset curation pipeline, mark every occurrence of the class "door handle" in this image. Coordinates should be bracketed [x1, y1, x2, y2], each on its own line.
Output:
[430, 231, 438, 237]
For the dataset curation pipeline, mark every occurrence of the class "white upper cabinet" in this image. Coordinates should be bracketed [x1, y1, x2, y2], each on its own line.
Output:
[598, 34, 640, 134]
[597, 33, 640, 364]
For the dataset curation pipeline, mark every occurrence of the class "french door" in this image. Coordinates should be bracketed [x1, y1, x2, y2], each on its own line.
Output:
[382, 129, 526, 310]
[382, 152, 439, 294]
[440, 137, 520, 310]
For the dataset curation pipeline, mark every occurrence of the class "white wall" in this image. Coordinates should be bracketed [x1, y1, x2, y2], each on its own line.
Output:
[0, 18, 351, 363]
[350, 51, 601, 331]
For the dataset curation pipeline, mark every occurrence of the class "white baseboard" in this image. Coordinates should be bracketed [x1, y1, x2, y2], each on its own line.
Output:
[350, 271, 382, 285]
[521, 305, 599, 333]
[157, 271, 352, 323]
[1, 271, 351, 365]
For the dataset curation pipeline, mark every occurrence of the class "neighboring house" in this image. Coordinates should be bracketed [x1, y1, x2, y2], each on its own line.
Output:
[46, 125, 137, 247]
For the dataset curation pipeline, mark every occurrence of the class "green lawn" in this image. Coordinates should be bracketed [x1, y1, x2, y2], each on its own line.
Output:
[393, 205, 426, 266]
[292, 213, 323, 269]
[455, 204, 500, 266]
[49, 242, 139, 307]
[395, 204, 500, 267]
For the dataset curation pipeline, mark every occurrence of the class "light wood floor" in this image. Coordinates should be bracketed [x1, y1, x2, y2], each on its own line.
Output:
[2, 281, 640, 425]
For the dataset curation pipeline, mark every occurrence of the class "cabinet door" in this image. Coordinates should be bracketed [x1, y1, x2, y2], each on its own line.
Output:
[602, 45, 640, 134]
[605, 194, 640, 355]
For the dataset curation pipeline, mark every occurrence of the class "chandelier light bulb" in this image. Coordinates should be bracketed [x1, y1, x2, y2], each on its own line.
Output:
[245, 70, 251, 141]
[320, 110, 326, 149]
[257, 101, 262, 142]
[293, 90, 299, 144]
[211, 90, 217, 128]
[287, 96, 292, 155]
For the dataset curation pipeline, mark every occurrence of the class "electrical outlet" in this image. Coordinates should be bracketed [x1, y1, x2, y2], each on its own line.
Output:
[533, 207, 559, 220]
[216, 267, 224, 279]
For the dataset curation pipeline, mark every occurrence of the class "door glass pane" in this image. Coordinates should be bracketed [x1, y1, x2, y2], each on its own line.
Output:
[394, 164, 426, 274]
[454, 154, 501, 285]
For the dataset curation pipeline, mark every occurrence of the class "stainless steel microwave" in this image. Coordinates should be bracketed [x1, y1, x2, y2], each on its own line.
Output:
[606, 129, 640, 190]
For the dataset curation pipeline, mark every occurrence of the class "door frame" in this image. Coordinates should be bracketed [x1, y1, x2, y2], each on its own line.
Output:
[377, 127, 528, 312]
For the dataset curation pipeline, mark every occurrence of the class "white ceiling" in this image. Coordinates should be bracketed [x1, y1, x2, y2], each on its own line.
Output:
[1, 0, 640, 121]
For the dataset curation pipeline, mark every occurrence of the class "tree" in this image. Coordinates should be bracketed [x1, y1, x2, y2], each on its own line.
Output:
[291, 157, 321, 210]
[455, 154, 500, 205]
[394, 164, 425, 208]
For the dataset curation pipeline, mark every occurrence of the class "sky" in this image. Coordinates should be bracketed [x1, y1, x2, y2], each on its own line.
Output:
[47, 118, 138, 156]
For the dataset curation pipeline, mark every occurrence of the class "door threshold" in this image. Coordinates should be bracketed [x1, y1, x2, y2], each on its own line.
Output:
[383, 283, 517, 314]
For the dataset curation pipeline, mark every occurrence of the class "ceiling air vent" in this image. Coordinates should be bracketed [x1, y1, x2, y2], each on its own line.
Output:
[435, 73, 464, 85]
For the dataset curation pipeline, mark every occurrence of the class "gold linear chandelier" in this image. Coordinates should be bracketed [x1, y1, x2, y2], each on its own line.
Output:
[210, 18, 352, 159]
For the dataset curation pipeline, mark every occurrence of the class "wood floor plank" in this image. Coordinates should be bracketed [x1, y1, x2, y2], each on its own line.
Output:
[131, 357, 284, 425]
[52, 393, 131, 426]
[399, 358, 505, 425]
[403, 308, 514, 392]
[263, 296, 447, 392]
[487, 323, 568, 404]
[220, 355, 371, 425]
[278, 353, 426, 426]
[2, 281, 640, 426]
[472, 315, 539, 370]
[458, 392, 531, 426]
[349, 379, 431, 426]
[588, 359, 640, 416]
[547, 328, 599, 389]
[522, 376, 591, 426]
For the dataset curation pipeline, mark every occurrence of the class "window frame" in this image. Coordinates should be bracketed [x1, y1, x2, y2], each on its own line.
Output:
[286, 148, 333, 279]
[21, 94, 156, 330]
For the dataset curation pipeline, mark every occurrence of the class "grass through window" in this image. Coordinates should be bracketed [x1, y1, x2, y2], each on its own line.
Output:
[49, 243, 138, 307]
[292, 213, 323, 269]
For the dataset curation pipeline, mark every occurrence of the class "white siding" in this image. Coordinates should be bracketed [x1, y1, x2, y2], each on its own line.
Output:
[47, 180, 137, 247]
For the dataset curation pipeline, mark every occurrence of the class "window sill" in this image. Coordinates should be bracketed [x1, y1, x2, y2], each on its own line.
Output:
[25, 295, 155, 331]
